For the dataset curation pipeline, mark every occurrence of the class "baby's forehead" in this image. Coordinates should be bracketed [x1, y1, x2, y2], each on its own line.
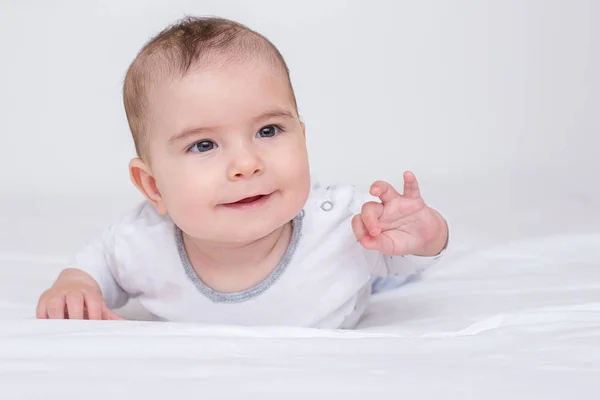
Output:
[149, 53, 296, 108]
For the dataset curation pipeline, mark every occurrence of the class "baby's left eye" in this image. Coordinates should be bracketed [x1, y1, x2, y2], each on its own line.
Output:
[256, 125, 280, 138]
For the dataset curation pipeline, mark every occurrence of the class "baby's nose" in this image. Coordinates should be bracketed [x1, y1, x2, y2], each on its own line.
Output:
[227, 150, 264, 180]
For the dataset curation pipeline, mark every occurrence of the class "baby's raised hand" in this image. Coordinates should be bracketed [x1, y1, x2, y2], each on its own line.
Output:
[36, 269, 123, 320]
[352, 171, 448, 257]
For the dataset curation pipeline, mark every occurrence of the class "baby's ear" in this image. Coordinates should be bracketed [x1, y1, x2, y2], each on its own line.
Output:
[129, 158, 168, 215]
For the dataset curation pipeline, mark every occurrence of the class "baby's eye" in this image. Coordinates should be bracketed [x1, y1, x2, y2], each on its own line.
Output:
[189, 140, 216, 153]
[256, 125, 281, 138]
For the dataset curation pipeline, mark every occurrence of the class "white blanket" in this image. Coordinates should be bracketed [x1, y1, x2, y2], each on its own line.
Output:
[1, 172, 599, 399]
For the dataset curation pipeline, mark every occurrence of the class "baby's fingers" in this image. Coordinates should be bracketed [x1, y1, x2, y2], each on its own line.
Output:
[65, 291, 85, 320]
[370, 180, 401, 204]
[46, 295, 67, 319]
[35, 294, 49, 319]
[352, 214, 369, 242]
[354, 211, 390, 253]
[357, 230, 393, 255]
[402, 171, 421, 199]
[84, 293, 104, 320]
[361, 201, 384, 236]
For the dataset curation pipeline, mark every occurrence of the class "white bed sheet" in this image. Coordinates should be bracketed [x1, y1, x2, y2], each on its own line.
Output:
[1, 171, 599, 399]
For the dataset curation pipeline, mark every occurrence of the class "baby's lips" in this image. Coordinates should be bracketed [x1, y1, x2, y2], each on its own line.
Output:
[223, 191, 273, 205]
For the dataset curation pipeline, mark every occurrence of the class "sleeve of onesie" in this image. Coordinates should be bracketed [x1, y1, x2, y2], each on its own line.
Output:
[70, 223, 129, 310]
[351, 186, 448, 279]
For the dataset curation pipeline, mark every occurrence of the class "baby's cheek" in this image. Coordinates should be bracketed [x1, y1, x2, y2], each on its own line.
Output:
[287, 150, 310, 187]
[161, 175, 209, 219]
[168, 200, 210, 239]
[280, 152, 311, 212]
[279, 141, 309, 177]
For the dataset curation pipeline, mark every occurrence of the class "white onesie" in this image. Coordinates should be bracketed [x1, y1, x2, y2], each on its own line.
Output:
[73, 182, 444, 328]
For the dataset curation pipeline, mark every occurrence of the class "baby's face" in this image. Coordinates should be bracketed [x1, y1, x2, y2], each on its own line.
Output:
[143, 59, 310, 243]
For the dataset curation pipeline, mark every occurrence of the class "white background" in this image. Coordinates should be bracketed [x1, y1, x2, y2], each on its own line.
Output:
[0, 0, 598, 197]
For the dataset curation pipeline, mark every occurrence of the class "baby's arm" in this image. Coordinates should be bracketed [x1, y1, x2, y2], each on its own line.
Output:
[36, 224, 129, 320]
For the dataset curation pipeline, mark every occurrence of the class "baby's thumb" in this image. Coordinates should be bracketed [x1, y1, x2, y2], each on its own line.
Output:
[101, 306, 125, 321]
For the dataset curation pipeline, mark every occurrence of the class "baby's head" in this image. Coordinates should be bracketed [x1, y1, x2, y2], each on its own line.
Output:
[123, 17, 310, 244]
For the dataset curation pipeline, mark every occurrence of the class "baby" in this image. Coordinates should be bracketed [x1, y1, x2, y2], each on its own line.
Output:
[36, 17, 449, 328]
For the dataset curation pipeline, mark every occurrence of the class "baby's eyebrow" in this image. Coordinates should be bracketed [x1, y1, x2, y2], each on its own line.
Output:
[168, 108, 296, 145]
[168, 126, 214, 145]
[252, 108, 296, 123]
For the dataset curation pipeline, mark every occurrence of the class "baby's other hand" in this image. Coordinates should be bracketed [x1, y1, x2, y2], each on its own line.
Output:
[352, 171, 448, 257]
[36, 268, 123, 320]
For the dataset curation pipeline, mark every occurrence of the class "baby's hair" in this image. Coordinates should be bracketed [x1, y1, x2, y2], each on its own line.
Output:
[123, 16, 296, 160]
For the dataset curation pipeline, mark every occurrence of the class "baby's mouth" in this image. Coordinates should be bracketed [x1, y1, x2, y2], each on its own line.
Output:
[221, 192, 272, 208]
[232, 195, 264, 204]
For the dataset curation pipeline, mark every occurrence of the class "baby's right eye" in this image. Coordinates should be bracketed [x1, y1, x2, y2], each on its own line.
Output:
[189, 140, 216, 153]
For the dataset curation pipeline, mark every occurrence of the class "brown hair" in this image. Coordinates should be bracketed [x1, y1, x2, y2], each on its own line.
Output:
[123, 16, 296, 159]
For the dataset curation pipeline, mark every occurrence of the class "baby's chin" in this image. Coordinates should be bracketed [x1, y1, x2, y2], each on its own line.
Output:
[190, 216, 292, 246]
[232, 208, 299, 240]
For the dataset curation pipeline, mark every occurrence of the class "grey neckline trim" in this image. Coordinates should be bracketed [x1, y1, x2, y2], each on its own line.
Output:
[175, 212, 304, 304]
